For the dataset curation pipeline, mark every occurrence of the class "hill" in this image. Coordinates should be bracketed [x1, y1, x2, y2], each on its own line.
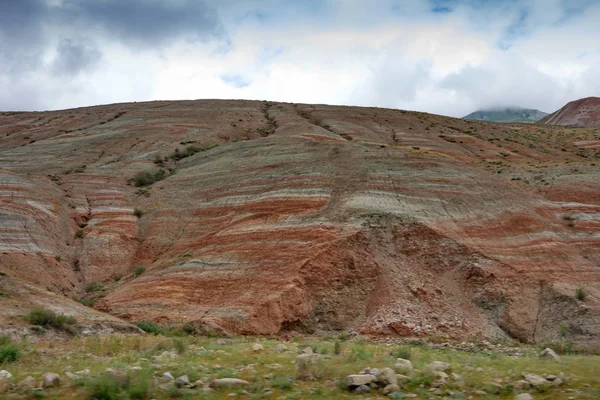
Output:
[463, 107, 548, 123]
[0, 100, 599, 348]
[539, 96, 600, 127]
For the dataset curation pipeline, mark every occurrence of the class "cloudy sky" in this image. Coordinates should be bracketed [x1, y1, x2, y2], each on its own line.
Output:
[1, 0, 599, 117]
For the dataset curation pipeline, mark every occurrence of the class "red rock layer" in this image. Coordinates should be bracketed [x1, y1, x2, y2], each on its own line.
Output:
[540, 97, 600, 127]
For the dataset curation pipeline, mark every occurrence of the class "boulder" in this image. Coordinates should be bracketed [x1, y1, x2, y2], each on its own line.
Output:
[514, 394, 534, 400]
[42, 373, 60, 388]
[428, 361, 451, 372]
[162, 372, 174, 382]
[251, 343, 264, 352]
[514, 380, 531, 390]
[375, 368, 397, 386]
[210, 378, 250, 389]
[346, 374, 376, 387]
[396, 374, 411, 385]
[274, 344, 288, 352]
[394, 358, 413, 374]
[354, 384, 370, 394]
[175, 375, 190, 388]
[382, 384, 400, 395]
[523, 373, 549, 387]
[539, 348, 561, 362]
[17, 376, 38, 392]
[0, 370, 12, 379]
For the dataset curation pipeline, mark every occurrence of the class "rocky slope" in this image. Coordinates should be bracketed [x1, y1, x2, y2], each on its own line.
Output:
[539, 97, 600, 127]
[463, 107, 548, 123]
[0, 100, 599, 347]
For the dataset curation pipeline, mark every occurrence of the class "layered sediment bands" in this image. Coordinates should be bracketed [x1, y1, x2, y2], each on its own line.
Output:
[1, 100, 599, 346]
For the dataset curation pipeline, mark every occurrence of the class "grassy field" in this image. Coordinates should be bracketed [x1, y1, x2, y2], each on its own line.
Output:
[1, 334, 599, 399]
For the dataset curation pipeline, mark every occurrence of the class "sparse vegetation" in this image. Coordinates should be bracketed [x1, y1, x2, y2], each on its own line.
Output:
[130, 169, 166, 187]
[86, 282, 104, 292]
[576, 287, 586, 301]
[133, 266, 146, 276]
[170, 145, 218, 161]
[75, 229, 85, 238]
[0, 338, 20, 363]
[133, 208, 144, 218]
[74, 165, 87, 173]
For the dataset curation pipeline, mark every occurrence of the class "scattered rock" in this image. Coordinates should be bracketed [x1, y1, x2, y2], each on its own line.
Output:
[523, 373, 549, 387]
[162, 372, 174, 382]
[539, 348, 561, 362]
[428, 361, 451, 372]
[175, 375, 190, 388]
[396, 374, 411, 385]
[0, 371, 12, 379]
[354, 384, 371, 394]
[346, 374, 376, 387]
[210, 378, 250, 389]
[302, 347, 314, 355]
[251, 343, 264, 352]
[394, 358, 414, 374]
[514, 394, 534, 400]
[382, 384, 400, 395]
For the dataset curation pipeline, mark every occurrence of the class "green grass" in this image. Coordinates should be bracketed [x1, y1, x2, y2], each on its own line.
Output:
[0, 336, 20, 363]
[2, 335, 600, 399]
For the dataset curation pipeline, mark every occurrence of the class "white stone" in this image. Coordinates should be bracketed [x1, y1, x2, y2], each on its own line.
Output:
[539, 348, 561, 362]
[0, 371, 12, 379]
[394, 358, 414, 374]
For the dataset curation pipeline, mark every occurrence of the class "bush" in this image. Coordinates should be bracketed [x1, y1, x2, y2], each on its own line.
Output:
[114, 276, 121, 282]
[576, 287, 586, 301]
[137, 321, 163, 334]
[28, 308, 77, 332]
[88, 374, 121, 400]
[75, 229, 85, 238]
[133, 208, 144, 218]
[130, 169, 166, 187]
[180, 322, 196, 336]
[271, 375, 293, 390]
[133, 266, 146, 276]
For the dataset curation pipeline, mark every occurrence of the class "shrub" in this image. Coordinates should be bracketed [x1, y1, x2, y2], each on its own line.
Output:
[0, 291, 8, 297]
[75, 229, 85, 238]
[137, 321, 162, 334]
[133, 266, 146, 276]
[170, 145, 217, 161]
[130, 169, 166, 187]
[180, 322, 196, 336]
[86, 282, 104, 292]
[88, 374, 121, 400]
[133, 208, 144, 218]
[114, 276, 121, 282]
[334, 340, 342, 355]
[54, 255, 62, 262]
[0, 343, 20, 363]
[390, 346, 412, 360]
[0, 336, 20, 363]
[271, 375, 293, 390]
[74, 165, 86, 173]
[74, 298, 95, 307]
[135, 188, 148, 196]
[28, 308, 77, 332]
[576, 288, 586, 301]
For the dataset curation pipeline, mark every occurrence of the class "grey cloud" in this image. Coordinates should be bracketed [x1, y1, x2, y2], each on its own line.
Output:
[52, 39, 102, 76]
[57, 0, 225, 48]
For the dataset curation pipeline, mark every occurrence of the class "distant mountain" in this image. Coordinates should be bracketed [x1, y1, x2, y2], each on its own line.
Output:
[463, 107, 548, 123]
[538, 97, 600, 127]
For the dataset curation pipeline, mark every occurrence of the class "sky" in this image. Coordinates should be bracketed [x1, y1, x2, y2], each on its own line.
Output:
[0, 0, 599, 117]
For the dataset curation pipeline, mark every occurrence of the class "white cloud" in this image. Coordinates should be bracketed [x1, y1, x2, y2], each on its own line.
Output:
[1, 0, 599, 117]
